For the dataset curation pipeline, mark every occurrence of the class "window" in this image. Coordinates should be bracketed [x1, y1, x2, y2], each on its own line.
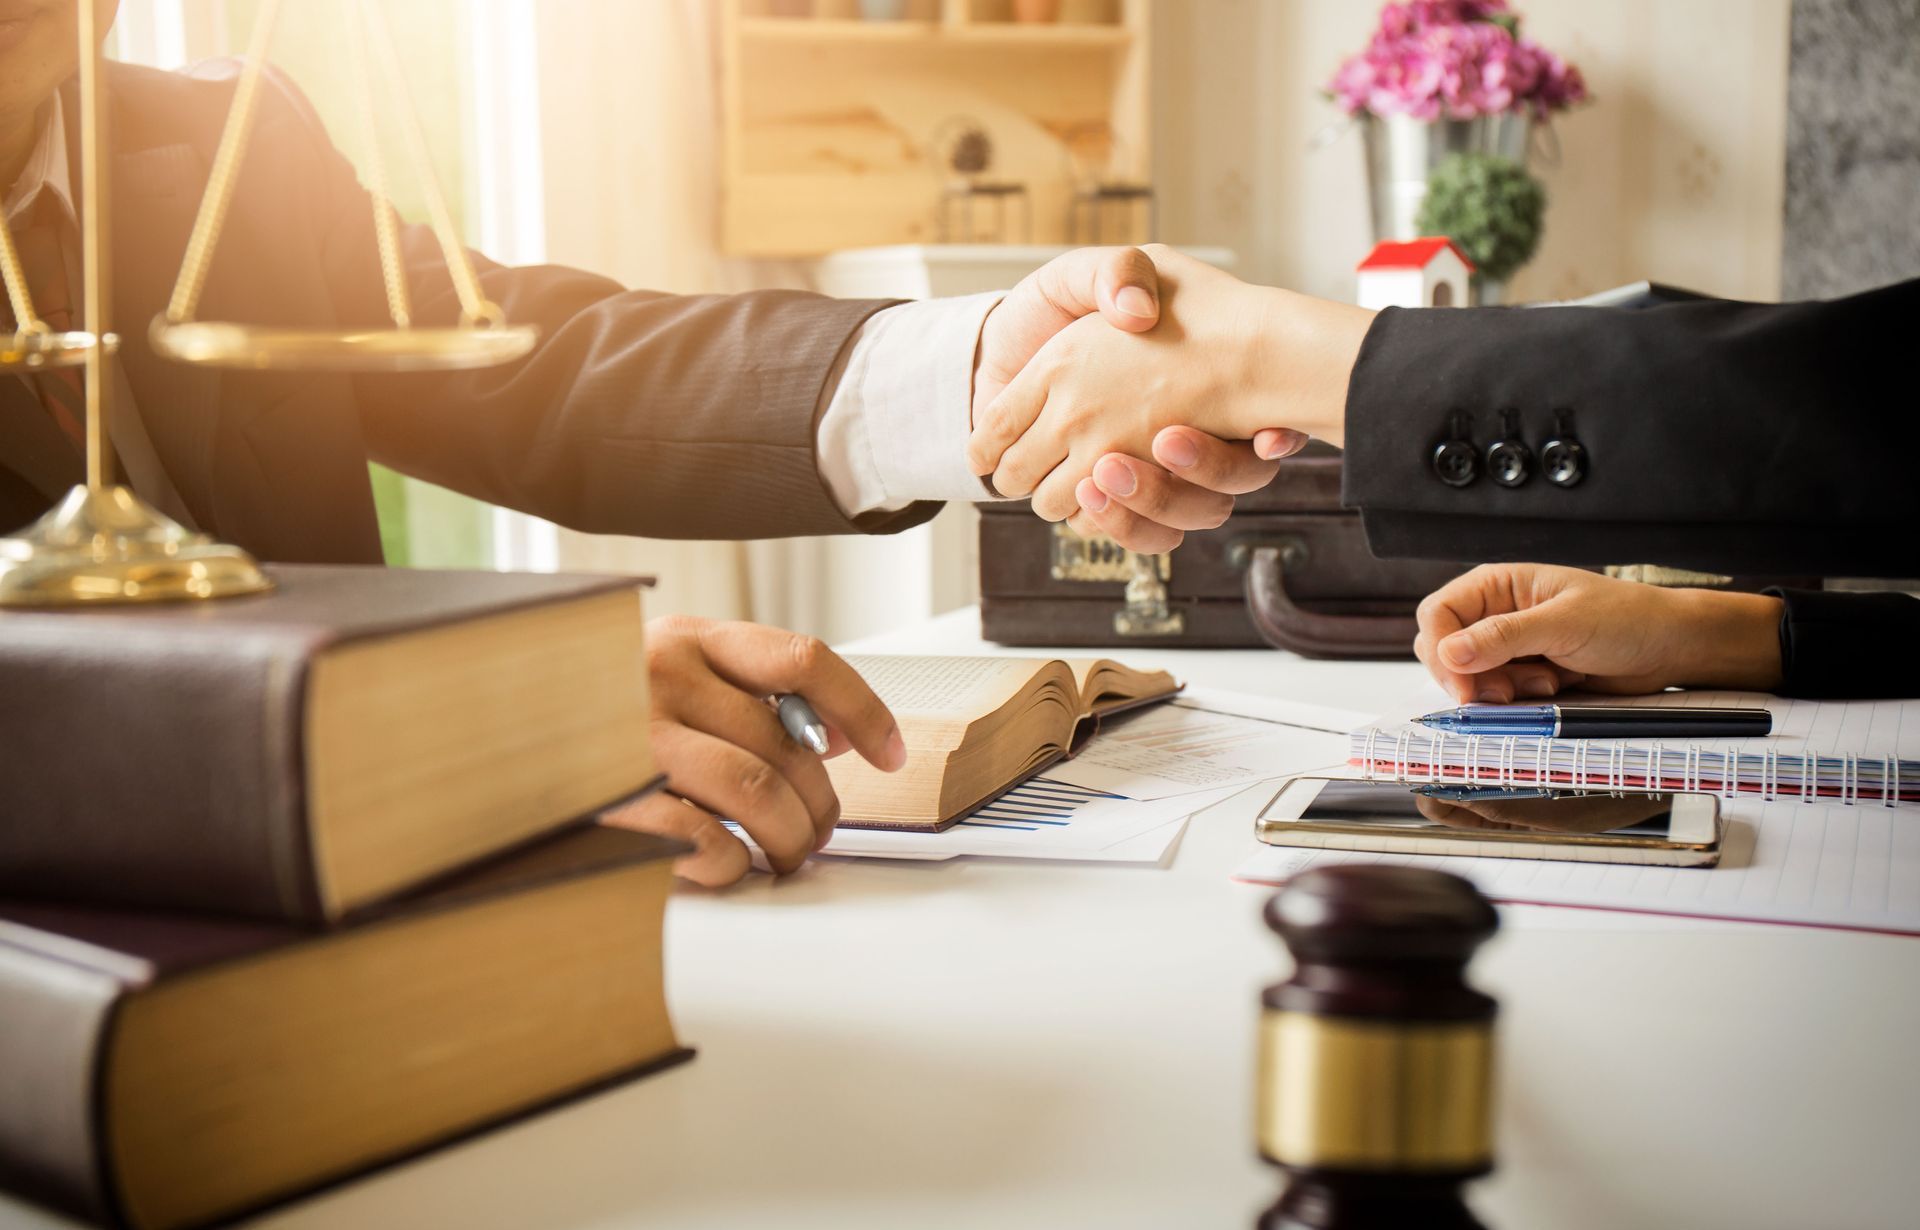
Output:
[113, 0, 521, 569]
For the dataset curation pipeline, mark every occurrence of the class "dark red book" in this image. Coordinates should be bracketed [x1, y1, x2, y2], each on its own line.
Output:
[0, 563, 662, 922]
[0, 824, 690, 1230]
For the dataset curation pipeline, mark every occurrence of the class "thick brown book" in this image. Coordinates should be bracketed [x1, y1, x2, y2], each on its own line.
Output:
[0, 824, 690, 1230]
[0, 564, 662, 923]
[827, 655, 1179, 831]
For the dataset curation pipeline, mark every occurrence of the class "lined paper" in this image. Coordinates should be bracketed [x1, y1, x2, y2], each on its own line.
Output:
[1235, 793, 1920, 934]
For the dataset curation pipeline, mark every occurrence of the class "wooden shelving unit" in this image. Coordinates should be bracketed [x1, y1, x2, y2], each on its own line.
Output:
[737, 16, 1133, 47]
[719, 0, 1152, 256]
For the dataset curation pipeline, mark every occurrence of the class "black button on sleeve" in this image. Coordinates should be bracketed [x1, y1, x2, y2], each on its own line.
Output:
[1487, 438, 1532, 488]
[1542, 437, 1588, 487]
[1431, 439, 1479, 487]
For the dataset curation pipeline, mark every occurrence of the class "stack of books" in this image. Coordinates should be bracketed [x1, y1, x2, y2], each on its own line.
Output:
[0, 565, 688, 1230]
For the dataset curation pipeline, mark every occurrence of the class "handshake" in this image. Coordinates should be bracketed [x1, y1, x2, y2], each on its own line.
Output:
[966, 244, 1378, 553]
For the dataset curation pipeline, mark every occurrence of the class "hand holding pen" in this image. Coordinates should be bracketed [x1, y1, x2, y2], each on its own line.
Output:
[774, 694, 831, 755]
[601, 617, 905, 889]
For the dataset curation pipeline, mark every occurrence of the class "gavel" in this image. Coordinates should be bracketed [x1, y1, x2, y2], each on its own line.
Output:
[1257, 865, 1501, 1230]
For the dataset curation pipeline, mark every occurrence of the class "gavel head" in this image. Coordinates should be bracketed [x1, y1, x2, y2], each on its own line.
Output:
[1256, 865, 1501, 1230]
[1265, 864, 1499, 1021]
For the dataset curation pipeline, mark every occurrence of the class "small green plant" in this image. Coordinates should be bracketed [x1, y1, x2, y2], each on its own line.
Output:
[1416, 152, 1546, 284]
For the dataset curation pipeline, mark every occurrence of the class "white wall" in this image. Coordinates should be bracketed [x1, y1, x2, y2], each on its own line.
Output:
[1153, 0, 1791, 304]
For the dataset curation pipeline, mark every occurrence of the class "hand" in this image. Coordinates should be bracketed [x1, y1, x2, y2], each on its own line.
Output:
[974, 246, 1312, 546]
[602, 616, 906, 887]
[1065, 425, 1311, 553]
[1413, 564, 1785, 704]
[969, 246, 1374, 523]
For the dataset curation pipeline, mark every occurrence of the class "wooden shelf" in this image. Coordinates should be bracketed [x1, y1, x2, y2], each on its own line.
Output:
[738, 16, 1131, 49]
[722, 0, 1152, 256]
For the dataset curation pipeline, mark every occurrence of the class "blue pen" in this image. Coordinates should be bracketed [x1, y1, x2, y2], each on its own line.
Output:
[1415, 703, 1772, 739]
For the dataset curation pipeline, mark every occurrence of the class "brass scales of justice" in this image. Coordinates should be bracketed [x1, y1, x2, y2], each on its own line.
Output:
[0, 0, 538, 607]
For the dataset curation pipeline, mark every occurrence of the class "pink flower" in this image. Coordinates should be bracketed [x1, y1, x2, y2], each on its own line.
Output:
[1326, 0, 1587, 120]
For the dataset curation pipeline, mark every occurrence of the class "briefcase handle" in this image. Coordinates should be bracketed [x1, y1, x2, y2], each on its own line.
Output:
[1233, 536, 1421, 660]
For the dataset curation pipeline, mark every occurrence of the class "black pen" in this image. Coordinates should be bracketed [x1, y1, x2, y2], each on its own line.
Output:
[1415, 703, 1773, 739]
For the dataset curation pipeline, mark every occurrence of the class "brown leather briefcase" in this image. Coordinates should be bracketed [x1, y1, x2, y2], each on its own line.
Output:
[978, 444, 1822, 659]
[978, 445, 1470, 658]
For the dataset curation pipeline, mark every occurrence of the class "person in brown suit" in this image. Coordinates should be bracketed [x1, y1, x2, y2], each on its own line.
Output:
[0, 1, 1291, 884]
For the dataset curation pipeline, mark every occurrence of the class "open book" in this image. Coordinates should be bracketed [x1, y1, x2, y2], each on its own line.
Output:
[828, 656, 1180, 831]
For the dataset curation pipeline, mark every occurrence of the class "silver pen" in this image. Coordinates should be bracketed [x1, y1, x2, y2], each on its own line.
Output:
[774, 693, 830, 755]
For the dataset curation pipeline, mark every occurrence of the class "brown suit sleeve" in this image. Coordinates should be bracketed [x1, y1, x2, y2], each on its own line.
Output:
[276, 74, 942, 541]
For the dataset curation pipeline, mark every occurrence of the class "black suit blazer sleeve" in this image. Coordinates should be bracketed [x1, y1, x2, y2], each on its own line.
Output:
[1340, 279, 1920, 577]
[1769, 588, 1920, 699]
[269, 71, 940, 542]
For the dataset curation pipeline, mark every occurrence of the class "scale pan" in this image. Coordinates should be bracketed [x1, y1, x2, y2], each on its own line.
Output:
[149, 319, 540, 372]
[0, 330, 115, 371]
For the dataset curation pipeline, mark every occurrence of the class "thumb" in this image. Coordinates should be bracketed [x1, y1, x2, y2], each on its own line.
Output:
[1439, 602, 1577, 673]
[1089, 245, 1160, 332]
[976, 246, 1159, 421]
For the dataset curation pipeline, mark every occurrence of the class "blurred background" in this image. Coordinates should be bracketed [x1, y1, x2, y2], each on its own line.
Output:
[105, 0, 1917, 641]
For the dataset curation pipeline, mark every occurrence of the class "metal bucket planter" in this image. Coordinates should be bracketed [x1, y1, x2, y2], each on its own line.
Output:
[1361, 113, 1533, 303]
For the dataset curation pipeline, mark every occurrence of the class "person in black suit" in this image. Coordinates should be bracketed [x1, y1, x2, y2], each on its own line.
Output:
[965, 246, 1920, 698]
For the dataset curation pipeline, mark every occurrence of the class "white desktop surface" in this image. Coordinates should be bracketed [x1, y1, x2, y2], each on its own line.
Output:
[7, 609, 1917, 1230]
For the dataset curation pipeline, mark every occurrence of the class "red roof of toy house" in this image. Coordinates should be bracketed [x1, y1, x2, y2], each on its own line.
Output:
[1356, 237, 1476, 274]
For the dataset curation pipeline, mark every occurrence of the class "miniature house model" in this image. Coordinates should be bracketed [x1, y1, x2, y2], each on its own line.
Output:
[1355, 237, 1475, 309]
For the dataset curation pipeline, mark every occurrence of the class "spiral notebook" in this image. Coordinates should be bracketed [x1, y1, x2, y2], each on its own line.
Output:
[1347, 693, 1919, 806]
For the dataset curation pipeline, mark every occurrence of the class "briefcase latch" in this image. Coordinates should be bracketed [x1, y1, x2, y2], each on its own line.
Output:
[1049, 525, 1183, 638]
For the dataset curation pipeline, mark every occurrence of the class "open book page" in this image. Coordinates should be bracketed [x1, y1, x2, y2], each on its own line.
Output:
[845, 655, 1041, 720]
[832, 656, 1069, 828]
[1065, 658, 1179, 715]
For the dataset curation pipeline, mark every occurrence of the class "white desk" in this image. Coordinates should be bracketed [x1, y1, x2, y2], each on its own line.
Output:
[7, 609, 1919, 1230]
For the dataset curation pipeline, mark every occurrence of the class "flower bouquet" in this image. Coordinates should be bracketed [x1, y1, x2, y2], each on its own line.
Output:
[1328, 1, 1587, 246]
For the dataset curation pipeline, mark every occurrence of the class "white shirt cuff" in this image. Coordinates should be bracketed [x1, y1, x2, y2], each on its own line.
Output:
[816, 291, 1007, 517]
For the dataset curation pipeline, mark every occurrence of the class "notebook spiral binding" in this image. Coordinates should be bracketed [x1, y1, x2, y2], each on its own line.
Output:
[1353, 729, 1915, 807]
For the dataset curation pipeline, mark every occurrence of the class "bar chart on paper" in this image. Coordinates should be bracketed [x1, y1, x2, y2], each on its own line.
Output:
[817, 777, 1244, 864]
[957, 778, 1126, 832]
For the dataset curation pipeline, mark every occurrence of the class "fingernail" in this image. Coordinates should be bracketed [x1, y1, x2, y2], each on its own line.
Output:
[1476, 688, 1505, 703]
[1256, 429, 1306, 460]
[1115, 286, 1156, 319]
[1077, 478, 1109, 512]
[1093, 456, 1136, 496]
[1157, 432, 1199, 469]
[885, 728, 908, 772]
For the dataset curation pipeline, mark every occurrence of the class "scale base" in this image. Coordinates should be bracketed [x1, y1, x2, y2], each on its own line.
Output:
[0, 485, 274, 606]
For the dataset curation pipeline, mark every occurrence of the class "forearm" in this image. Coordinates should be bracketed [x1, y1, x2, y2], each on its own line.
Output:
[1241, 289, 1374, 446]
[1664, 588, 1784, 693]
